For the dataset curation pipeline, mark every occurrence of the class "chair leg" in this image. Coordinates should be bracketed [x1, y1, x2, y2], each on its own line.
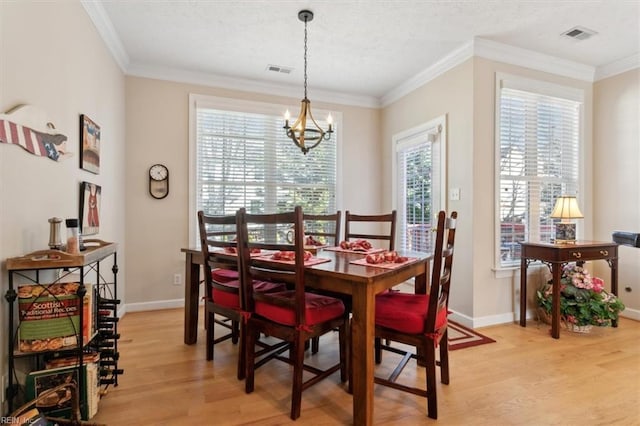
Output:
[374, 337, 382, 364]
[311, 336, 319, 354]
[290, 335, 306, 420]
[231, 320, 240, 344]
[439, 330, 450, 384]
[206, 310, 215, 361]
[245, 327, 257, 394]
[425, 342, 438, 420]
[237, 323, 246, 381]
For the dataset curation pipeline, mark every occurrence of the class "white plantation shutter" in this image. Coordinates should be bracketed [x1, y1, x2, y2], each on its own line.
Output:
[497, 78, 582, 267]
[193, 98, 337, 232]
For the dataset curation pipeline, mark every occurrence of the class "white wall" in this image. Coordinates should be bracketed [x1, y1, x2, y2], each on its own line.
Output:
[0, 1, 126, 410]
[593, 69, 640, 320]
[381, 59, 475, 321]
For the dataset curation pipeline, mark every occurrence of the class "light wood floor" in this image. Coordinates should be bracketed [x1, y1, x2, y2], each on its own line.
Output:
[92, 309, 640, 425]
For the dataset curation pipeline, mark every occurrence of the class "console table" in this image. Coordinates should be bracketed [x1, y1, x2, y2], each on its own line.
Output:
[519, 240, 618, 339]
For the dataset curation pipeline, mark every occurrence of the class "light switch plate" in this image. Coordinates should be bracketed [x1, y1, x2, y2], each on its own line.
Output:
[450, 188, 460, 201]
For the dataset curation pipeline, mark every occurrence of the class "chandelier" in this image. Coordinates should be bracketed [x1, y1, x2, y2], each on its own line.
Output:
[283, 10, 333, 155]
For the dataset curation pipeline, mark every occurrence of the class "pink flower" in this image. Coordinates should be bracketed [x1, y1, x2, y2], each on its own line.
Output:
[592, 277, 604, 293]
[565, 315, 576, 324]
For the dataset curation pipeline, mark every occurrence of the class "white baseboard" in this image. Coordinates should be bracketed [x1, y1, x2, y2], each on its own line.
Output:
[119, 300, 638, 327]
[620, 307, 640, 321]
[449, 310, 517, 329]
[463, 307, 640, 329]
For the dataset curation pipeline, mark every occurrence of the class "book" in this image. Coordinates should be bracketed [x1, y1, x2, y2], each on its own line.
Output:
[25, 362, 100, 420]
[45, 351, 100, 369]
[18, 283, 94, 353]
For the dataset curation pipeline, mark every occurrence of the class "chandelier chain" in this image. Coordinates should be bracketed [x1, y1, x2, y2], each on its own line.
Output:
[303, 17, 308, 99]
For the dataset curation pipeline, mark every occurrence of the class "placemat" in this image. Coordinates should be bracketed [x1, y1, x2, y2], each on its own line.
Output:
[349, 257, 417, 269]
[255, 255, 332, 266]
[324, 246, 385, 255]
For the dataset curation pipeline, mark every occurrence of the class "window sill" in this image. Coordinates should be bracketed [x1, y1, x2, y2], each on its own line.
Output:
[492, 266, 518, 279]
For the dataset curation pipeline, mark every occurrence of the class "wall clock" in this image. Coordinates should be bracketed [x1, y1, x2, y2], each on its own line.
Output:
[149, 163, 169, 199]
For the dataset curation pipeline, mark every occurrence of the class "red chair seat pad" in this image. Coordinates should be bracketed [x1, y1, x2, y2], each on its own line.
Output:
[212, 268, 239, 283]
[211, 280, 241, 308]
[255, 290, 345, 327]
[375, 292, 448, 334]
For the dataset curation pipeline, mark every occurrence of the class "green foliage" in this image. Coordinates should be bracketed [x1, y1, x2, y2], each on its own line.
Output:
[536, 263, 625, 327]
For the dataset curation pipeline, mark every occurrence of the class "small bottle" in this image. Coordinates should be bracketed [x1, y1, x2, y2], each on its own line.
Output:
[65, 218, 80, 254]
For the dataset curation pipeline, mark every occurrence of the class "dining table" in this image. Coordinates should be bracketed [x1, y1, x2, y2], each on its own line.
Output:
[181, 246, 431, 426]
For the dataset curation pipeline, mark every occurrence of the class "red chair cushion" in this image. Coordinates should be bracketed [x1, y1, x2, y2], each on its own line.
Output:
[255, 291, 345, 327]
[375, 292, 448, 334]
[211, 280, 286, 309]
[212, 280, 241, 308]
[212, 268, 239, 283]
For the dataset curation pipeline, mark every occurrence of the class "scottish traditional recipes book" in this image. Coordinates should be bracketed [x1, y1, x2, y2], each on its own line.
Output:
[18, 283, 94, 353]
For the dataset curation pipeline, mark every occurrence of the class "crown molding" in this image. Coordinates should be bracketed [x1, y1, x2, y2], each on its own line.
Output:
[85, 5, 622, 109]
[380, 41, 474, 107]
[595, 53, 640, 81]
[127, 63, 380, 108]
[81, 0, 129, 72]
[380, 38, 597, 107]
[472, 38, 596, 82]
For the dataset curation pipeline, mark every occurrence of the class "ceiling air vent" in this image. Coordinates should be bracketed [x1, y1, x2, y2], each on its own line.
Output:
[266, 64, 293, 74]
[561, 26, 597, 41]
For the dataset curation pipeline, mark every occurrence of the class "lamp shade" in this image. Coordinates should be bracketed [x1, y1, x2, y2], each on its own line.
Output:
[550, 196, 584, 219]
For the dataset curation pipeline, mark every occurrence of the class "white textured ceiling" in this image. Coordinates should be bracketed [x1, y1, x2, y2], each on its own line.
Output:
[95, 0, 639, 103]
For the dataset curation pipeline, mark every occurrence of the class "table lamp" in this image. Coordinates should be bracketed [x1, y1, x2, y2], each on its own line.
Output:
[550, 195, 583, 243]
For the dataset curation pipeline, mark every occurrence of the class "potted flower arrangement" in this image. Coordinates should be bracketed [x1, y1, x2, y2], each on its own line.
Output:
[536, 263, 625, 333]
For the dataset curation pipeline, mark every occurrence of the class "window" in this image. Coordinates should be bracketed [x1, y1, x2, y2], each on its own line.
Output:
[189, 95, 339, 245]
[393, 116, 446, 253]
[496, 75, 583, 268]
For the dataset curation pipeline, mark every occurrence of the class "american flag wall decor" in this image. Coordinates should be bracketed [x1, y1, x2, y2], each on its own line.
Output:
[0, 104, 70, 162]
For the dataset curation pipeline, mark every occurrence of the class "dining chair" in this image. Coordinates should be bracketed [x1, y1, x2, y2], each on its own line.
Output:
[236, 206, 348, 420]
[303, 211, 342, 247]
[344, 210, 397, 250]
[197, 210, 285, 379]
[373, 210, 458, 419]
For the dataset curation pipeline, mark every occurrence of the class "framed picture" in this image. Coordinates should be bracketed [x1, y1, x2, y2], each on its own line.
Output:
[80, 114, 100, 174]
[79, 182, 101, 236]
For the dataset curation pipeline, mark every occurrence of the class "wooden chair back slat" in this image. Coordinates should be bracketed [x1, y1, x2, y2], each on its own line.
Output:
[344, 210, 397, 250]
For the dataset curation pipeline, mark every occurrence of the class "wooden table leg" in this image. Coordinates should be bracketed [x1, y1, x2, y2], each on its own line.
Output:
[350, 283, 375, 426]
[520, 256, 528, 327]
[610, 257, 618, 327]
[551, 263, 562, 339]
[184, 251, 200, 345]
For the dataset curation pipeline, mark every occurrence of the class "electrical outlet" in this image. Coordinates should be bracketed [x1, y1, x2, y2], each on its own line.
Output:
[173, 273, 182, 286]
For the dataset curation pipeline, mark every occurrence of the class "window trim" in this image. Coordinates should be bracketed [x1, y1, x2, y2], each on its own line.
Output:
[391, 114, 447, 251]
[493, 73, 586, 270]
[188, 93, 343, 246]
